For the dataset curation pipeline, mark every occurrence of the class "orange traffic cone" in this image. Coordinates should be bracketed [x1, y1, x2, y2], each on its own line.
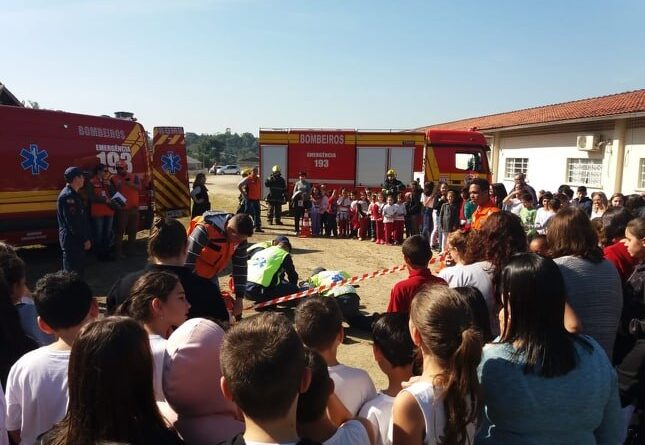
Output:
[299, 211, 312, 238]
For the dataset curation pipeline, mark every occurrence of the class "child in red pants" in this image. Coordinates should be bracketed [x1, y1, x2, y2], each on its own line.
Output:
[351, 191, 369, 240]
[393, 193, 406, 245]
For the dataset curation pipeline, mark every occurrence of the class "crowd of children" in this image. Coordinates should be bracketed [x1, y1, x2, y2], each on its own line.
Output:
[2, 176, 645, 444]
[303, 184, 429, 246]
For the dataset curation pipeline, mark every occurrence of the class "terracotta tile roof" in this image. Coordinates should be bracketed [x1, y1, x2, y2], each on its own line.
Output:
[420, 89, 645, 131]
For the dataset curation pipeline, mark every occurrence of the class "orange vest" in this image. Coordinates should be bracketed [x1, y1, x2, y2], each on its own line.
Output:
[111, 173, 140, 209]
[89, 176, 114, 217]
[188, 215, 236, 279]
[246, 176, 261, 200]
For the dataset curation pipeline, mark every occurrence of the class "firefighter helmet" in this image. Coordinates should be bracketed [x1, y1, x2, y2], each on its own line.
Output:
[387, 169, 396, 177]
[272, 165, 281, 173]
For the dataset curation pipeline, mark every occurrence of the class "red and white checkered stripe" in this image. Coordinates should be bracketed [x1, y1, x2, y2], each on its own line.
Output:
[248, 254, 445, 310]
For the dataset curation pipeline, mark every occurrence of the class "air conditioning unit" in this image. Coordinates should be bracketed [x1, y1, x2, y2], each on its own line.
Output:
[577, 135, 599, 151]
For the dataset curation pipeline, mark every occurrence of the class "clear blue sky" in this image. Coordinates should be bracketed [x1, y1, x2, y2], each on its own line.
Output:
[3, 0, 644, 135]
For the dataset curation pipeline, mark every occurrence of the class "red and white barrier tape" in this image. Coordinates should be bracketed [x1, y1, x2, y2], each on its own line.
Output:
[246, 254, 445, 310]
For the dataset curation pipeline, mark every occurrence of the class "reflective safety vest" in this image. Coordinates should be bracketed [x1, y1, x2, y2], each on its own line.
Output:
[247, 246, 289, 288]
[89, 176, 114, 217]
[188, 212, 236, 279]
[307, 270, 355, 296]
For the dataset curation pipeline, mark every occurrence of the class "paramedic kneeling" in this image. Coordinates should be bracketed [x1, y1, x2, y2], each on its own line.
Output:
[245, 235, 299, 304]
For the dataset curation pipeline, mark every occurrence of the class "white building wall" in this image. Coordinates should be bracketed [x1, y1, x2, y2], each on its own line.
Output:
[497, 130, 615, 194]
[622, 126, 645, 194]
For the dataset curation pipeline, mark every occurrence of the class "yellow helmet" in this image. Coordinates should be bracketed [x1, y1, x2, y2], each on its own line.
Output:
[272, 165, 281, 173]
[387, 169, 396, 176]
[241, 168, 251, 177]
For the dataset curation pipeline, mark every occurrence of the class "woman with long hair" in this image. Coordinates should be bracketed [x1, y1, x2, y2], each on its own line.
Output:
[0, 268, 37, 388]
[107, 217, 228, 323]
[191, 173, 211, 218]
[477, 253, 621, 443]
[489, 183, 508, 210]
[548, 207, 623, 359]
[392, 286, 482, 445]
[116, 271, 190, 402]
[455, 211, 527, 335]
[609, 192, 625, 208]
[39, 317, 184, 445]
[591, 191, 609, 219]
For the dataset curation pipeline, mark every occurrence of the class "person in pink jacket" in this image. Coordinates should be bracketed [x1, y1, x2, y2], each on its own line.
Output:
[161, 318, 244, 445]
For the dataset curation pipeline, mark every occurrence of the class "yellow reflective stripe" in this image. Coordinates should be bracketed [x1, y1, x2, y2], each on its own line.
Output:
[355, 133, 424, 144]
[156, 134, 169, 145]
[154, 169, 190, 207]
[164, 172, 190, 201]
[152, 170, 188, 208]
[169, 134, 182, 145]
[425, 148, 441, 181]
[0, 202, 56, 214]
[153, 191, 174, 211]
[123, 124, 146, 158]
[0, 190, 59, 198]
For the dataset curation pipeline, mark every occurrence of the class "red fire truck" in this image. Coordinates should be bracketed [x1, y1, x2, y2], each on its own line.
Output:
[258, 128, 490, 196]
[0, 105, 190, 246]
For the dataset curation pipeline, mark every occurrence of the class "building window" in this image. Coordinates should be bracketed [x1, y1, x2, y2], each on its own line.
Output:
[504, 158, 528, 180]
[640, 159, 645, 189]
[566, 158, 603, 186]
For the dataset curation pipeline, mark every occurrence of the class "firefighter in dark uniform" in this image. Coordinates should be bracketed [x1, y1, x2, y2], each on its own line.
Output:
[382, 169, 405, 198]
[265, 165, 287, 225]
[57, 167, 91, 275]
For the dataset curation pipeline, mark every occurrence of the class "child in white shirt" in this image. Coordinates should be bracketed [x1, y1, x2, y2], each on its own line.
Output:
[5, 271, 98, 445]
[359, 313, 415, 445]
[381, 196, 397, 245]
[393, 194, 407, 245]
[295, 297, 377, 416]
[297, 349, 375, 445]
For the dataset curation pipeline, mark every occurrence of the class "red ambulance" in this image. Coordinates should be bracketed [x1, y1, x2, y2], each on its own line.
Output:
[258, 128, 490, 196]
[0, 105, 189, 246]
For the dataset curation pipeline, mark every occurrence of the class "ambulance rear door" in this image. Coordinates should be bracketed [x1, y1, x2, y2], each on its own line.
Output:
[151, 127, 190, 218]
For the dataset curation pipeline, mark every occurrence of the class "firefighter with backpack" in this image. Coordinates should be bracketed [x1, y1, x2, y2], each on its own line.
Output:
[185, 211, 254, 319]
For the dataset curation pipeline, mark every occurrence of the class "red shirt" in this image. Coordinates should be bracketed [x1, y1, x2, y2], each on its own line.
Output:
[604, 241, 637, 283]
[387, 268, 447, 313]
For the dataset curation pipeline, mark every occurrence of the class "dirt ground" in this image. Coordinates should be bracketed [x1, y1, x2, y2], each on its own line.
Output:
[21, 173, 419, 389]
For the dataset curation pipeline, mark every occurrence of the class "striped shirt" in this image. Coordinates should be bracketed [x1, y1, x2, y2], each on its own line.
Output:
[186, 215, 248, 298]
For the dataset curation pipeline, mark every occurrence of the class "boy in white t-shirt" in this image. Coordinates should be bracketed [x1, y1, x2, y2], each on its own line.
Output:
[297, 349, 374, 445]
[295, 297, 377, 417]
[5, 271, 98, 445]
[359, 313, 416, 445]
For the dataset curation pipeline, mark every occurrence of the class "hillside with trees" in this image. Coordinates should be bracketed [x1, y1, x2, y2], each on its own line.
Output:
[185, 128, 258, 167]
